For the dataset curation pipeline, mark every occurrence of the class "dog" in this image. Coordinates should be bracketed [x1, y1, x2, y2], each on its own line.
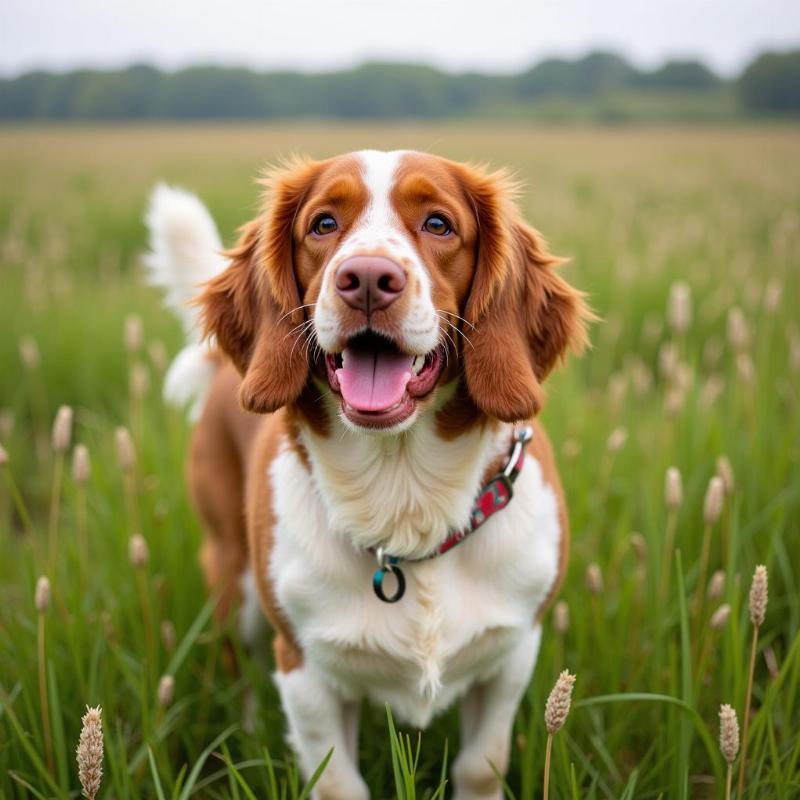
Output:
[145, 149, 589, 800]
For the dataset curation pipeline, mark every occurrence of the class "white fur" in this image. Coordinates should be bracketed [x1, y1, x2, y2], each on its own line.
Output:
[143, 183, 226, 418]
[267, 421, 561, 732]
[313, 150, 439, 359]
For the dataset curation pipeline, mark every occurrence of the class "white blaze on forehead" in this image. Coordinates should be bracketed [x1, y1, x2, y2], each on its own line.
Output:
[355, 149, 407, 228]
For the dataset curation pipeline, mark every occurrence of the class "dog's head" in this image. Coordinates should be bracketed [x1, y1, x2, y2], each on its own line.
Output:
[201, 150, 590, 433]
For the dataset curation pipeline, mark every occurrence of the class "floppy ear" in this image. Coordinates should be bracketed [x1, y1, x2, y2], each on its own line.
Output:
[461, 170, 591, 422]
[199, 159, 320, 414]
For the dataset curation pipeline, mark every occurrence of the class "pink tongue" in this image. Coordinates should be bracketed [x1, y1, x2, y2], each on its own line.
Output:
[336, 347, 414, 412]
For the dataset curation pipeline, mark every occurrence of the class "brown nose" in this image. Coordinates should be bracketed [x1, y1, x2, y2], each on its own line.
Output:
[335, 256, 406, 313]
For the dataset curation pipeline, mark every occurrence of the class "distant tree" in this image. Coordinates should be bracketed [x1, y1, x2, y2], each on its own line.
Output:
[739, 51, 800, 113]
[637, 60, 719, 90]
[515, 51, 637, 98]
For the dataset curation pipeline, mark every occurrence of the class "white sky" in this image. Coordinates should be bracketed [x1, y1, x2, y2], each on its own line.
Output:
[1, 0, 799, 78]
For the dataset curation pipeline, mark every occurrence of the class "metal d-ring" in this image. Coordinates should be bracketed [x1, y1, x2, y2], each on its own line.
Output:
[373, 547, 406, 603]
[503, 426, 534, 478]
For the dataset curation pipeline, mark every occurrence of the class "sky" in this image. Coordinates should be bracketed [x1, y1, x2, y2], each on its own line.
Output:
[1, 0, 799, 78]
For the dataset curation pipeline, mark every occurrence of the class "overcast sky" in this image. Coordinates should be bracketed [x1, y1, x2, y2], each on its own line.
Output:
[2, 0, 799, 78]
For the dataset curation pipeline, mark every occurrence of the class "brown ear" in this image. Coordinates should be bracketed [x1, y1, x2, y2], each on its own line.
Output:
[198, 159, 321, 413]
[462, 173, 590, 422]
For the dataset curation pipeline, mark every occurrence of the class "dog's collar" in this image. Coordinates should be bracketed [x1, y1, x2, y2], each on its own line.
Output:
[370, 425, 533, 603]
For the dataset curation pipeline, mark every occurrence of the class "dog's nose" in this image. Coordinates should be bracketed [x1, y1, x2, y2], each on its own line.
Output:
[335, 256, 406, 313]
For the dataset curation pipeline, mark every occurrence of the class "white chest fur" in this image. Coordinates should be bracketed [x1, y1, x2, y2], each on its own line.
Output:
[263, 422, 561, 728]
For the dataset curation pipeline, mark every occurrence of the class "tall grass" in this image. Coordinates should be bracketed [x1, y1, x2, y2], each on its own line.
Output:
[1, 124, 799, 797]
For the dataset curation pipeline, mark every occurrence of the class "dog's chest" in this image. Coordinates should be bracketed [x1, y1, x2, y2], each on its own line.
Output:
[265, 438, 561, 727]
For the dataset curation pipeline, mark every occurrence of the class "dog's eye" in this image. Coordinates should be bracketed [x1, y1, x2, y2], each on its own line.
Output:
[312, 215, 338, 236]
[422, 215, 452, 236]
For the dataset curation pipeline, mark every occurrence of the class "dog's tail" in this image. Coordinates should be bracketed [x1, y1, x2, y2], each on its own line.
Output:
[143, 183, 226, 421]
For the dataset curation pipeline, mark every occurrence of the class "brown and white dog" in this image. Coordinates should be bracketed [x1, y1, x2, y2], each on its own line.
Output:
[145, 150, 589, 800]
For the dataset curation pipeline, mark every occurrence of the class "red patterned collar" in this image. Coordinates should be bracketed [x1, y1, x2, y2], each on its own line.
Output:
[371, 426, 533, 603]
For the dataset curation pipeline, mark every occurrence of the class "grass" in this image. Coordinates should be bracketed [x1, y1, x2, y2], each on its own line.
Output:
[1, 123, 799, 798]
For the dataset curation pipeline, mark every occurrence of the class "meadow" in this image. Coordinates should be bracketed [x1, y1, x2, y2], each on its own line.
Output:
[1, 123, 799, 799]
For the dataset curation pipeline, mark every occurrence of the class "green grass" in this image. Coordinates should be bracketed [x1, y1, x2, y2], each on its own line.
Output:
[1, 123, 799, 799]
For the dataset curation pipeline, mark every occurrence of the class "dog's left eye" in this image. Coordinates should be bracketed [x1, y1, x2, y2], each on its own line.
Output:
[422, 215, 452, 236]
[312, 215, 338, 236]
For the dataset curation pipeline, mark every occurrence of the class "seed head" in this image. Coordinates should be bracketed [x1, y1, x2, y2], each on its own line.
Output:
[160, 619, 177, 651]
[736, 353, 755, 383]
[72, 444, 91, 485]
[76, 705, 103, 800]
[719, 704, 739, 764]
[0, 442, 8, 467]
[749, 565, 768, 627]
[709, 603, 732, 630]
[727, 307, 749, 352]
[35, 575, 51, 613]
[52, 405, 74, 453]
[148, 339, 168, 373]
[763, 278, 781, 313]
[606, 427, 627, 453]
[129, 533, 149, 568]
[19, 336, 40, 370]
[703, 476, 725, 525]
[544, 670, 576, 734]
[585, 562, 603, 595]
[716, 456, 734, 495]
[667, 281, 692, 335]
[158, 674, 175, 707]
[124, 313, 144, 353]
[664, 467, 683, 509]
[629, 532, 646, 563]
[0, 409, 13, 438]
[553, 601, 569, 634]
[115, 427, 135, 472]
[707, 569, 726, 600]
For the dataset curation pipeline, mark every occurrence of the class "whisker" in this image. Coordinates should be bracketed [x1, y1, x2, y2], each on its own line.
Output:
[277, 302, 317, 325]
[438, 309, 476, 330]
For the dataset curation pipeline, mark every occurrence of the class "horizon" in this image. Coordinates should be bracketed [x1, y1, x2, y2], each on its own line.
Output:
[3, 0, 800, 79]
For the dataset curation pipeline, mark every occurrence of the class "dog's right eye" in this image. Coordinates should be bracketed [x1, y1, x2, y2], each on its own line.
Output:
[311, 215, 338, 236]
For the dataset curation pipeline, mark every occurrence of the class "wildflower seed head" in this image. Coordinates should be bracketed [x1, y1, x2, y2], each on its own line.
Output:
[606, 427, 628, 453]
[158, 674, 175, 707]
[129, 533, 149, 569]
[716, 455, 735, 495]
[35, 575, 51, 613]
[72, 444, 91, 485]
[19, 336, 40, 370]
[709, 603, 732, 630]
[703, 476, 725, 525]
[664, 466, 683, 509]
[160, 619, 176, 651]
[719, 704, 739, 764]
[124, 313, 144, 353]
[668, 281, 692, 335]
[749, 565, 768, 627]
[707, 569, 726, 600]
[629, 532, 647, 563]
[0, 409, 13, 438]
[76, 705, 103, 800]
[52, 405, 74, 453]
[585, 562, 603, 595]
[553, 600, 569, 634]
[114, 427, 135, 472]
[727, 307, 749, 351]
[0, 442, 8, 467]
[148, 339, 168, 373]
[763, 278, 781, 313]
[544, 670, 576, 734]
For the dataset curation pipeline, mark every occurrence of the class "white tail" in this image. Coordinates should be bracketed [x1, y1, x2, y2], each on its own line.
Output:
[143, 184, 227, 420]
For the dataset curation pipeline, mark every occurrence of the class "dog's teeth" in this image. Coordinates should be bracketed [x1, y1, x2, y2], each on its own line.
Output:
[411, 355, 425, 374]
[341, 349, 350, 368]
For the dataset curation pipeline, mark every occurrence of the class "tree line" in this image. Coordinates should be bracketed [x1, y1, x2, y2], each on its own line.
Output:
[0, 49, 797, 121]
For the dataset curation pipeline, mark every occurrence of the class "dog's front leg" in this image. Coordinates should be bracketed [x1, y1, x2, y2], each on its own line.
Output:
[452, 625, 542, 800]
[275, 665, 368, 800]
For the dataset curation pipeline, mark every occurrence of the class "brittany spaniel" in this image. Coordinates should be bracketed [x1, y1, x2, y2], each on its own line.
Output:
[145, 150, 589, 800]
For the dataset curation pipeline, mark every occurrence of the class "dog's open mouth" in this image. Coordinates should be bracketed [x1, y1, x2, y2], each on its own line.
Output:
[325, 331, 444, 428]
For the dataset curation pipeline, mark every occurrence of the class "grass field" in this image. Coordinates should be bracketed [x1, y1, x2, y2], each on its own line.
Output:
[1, 123, 799, 799]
